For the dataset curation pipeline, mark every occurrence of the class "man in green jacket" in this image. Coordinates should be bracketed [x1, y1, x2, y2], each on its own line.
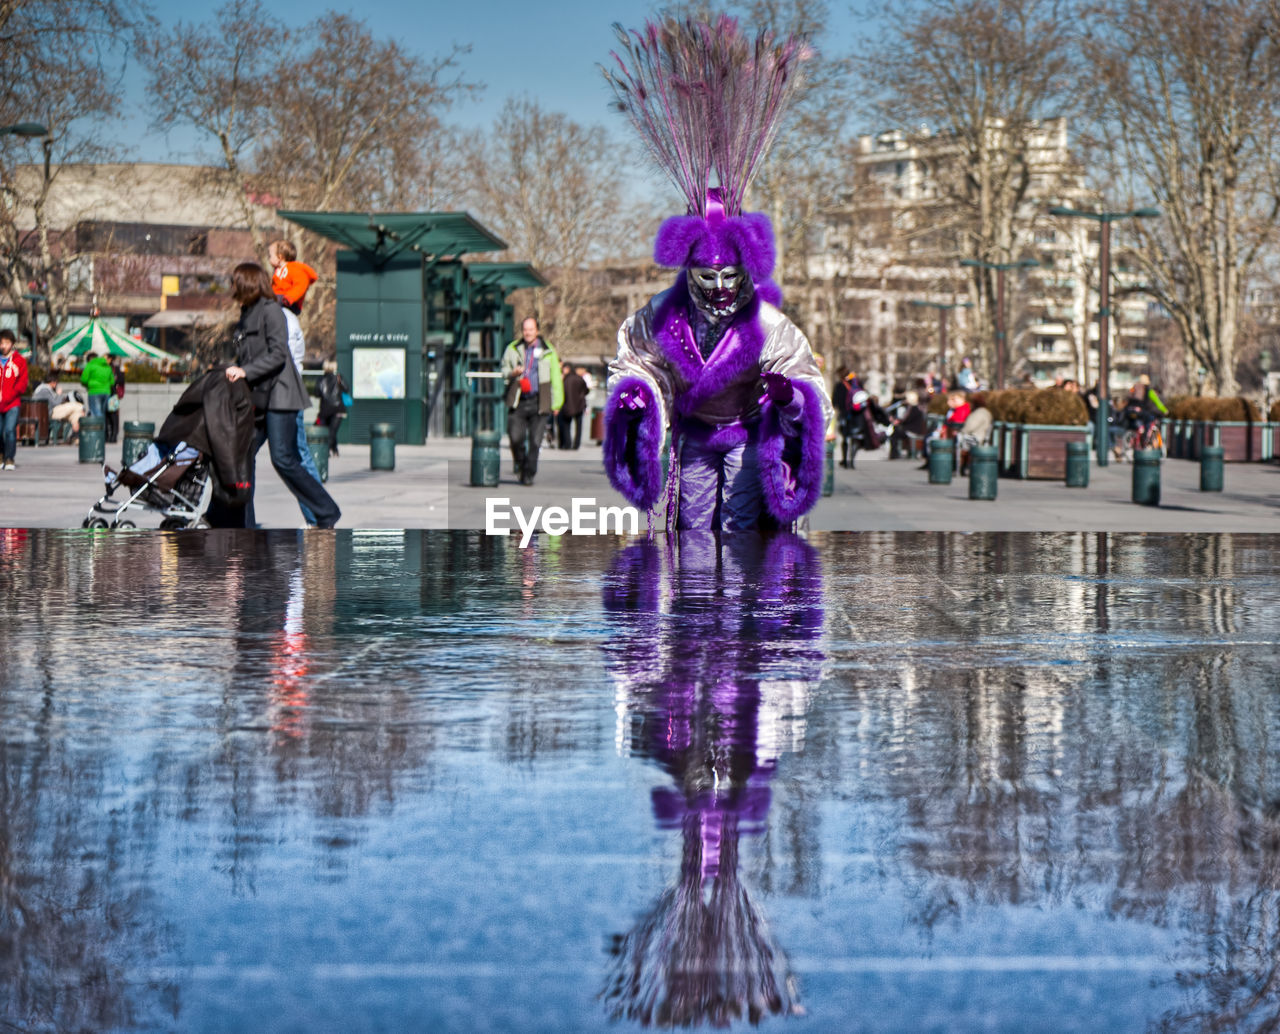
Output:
[80, 350, 116, 419]
[500, 317, 564, 486]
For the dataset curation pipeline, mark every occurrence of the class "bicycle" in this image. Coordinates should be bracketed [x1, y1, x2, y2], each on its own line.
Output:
[1114, 421, 1164, 463]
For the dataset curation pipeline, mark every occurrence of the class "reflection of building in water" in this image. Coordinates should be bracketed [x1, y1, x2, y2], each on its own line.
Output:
[819, 532, 1280, 1031]
[600, 533, 826, 1027]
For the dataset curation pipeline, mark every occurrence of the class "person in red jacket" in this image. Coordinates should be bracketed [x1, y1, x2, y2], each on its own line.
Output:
[0, 329, 31, 470]
[268, 239, 318, 312]
[943, 391, 971, 437]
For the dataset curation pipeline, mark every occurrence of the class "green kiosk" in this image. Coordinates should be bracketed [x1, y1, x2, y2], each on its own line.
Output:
[278, 211, 544, 443]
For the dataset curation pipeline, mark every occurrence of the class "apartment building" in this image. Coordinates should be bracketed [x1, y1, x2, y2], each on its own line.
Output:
[808, 117, 1155, 395]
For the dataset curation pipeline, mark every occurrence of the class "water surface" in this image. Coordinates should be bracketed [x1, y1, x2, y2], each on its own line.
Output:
[1, 529, 1277, 1032]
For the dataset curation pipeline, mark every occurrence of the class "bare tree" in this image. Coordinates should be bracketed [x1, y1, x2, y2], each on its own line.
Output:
[463, 97, 648, 351]
[0, 0, 145, 367]
[1082, 0, 1280, 395]
[140, 0, 283, 258]
[855, 0, 1077, 376]
[143, 2, 478, 353]
[737, 0, 857, 299]
[257, 13, 476, 213]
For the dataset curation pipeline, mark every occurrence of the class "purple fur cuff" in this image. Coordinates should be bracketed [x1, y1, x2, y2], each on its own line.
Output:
[757, 379, 826, 524]
[604, 377, 665, 510]
[653, 212, 776, 282]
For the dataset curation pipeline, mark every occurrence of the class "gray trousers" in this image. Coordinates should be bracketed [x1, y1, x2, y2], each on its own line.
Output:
[676, 436, 764, 531]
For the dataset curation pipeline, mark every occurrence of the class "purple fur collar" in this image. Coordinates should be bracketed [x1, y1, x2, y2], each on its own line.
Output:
[650, 277, 767, 417]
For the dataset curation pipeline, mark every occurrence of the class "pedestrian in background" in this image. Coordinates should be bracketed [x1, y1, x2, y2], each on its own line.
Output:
[0, 329, 30, 470]
[31, 374, 85, 441]
[105, 357, 124, 442]
[278, 295, 326, 527]
[315, 360, 347, 457]
[558, 362, 589, 450]
[81, 347, 115, 418]
[501, 317, 563, 486]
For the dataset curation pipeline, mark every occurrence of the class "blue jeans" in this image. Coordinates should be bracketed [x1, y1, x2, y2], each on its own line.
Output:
[0, 406, 18, 462]
[244, 410, 340, 529]
[294, 411, 322, 526]
[88, 394, 108, 418]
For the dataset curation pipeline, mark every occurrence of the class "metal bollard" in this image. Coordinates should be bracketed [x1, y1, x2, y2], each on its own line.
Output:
[121, 420, 155, 468]
[305, 424, 330, 483]
[1065, 440, 1090, 488]
[470, 430, 501, 487]
[1199, 444, 1224, 492]
[927, 439, 954, 484]
[968, 444, 998, 500]
[79, 415, 105, 464]
[1132, 448, 1161, 506]
[823, 437, 835, 496]
[370, 422, 396, 471]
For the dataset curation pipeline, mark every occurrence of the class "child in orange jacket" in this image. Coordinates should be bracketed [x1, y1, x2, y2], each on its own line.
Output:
[268, 239, 317, 312]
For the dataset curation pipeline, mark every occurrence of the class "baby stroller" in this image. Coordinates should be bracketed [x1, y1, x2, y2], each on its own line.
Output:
[82, 367, 255, 530]
[84, 442, 212, 529]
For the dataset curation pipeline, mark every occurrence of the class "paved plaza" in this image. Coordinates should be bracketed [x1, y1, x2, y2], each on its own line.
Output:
[1, 433, 1277, 531]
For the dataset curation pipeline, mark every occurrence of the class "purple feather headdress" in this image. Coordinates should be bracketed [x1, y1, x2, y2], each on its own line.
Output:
[603, 15, 811, 217]
[603, 16, 811, 275]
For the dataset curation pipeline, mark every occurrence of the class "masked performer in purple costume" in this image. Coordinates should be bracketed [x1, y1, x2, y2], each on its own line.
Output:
[601, 17, 833, 531]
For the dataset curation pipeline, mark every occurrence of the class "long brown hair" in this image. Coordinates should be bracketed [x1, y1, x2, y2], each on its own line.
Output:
[231, 262, 274, 307]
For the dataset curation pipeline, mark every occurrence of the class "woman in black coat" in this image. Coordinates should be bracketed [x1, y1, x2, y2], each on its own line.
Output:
[223, 262, 340, 528]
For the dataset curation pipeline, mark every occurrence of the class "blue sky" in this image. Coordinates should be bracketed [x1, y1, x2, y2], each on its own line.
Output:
[131, 0, 863, 163]
[132, 0, 685, 161]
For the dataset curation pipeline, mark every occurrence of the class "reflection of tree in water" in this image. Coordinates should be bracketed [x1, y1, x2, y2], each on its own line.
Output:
[599, 533, 826, 1027]
[862, 638, 1280, 1031]
[0, 532, 177, 1029]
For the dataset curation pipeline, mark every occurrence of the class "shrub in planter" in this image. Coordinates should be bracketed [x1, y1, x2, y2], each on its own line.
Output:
[1167, 395, 1259, 421]
[1270, 400, 1280, 422]
[983, 389, 1028, 423]
[1021, 388, 1088, 426]
[124, 363, 167, 383]
[984, 388, 1085, 425]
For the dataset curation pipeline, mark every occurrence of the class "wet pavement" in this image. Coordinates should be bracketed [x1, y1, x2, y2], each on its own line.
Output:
[3, 436, 1278, 531]
[1, 529, 1279, 1032]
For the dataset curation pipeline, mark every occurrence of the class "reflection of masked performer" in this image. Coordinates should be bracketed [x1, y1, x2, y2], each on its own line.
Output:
[601, 18, 833, 531]
[600, 533, 825, 1026]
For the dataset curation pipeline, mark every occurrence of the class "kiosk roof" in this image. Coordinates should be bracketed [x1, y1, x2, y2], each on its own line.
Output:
[278, 211, 507, 263]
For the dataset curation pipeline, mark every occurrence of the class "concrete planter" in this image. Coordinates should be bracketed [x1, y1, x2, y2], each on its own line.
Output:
[1002, 423, 1092, 479]
[1211, 421, 1267, 462]
[1168, 420, 1269, 462]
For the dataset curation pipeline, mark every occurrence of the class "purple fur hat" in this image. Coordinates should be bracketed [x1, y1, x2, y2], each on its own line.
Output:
[654, 189, 776, 282]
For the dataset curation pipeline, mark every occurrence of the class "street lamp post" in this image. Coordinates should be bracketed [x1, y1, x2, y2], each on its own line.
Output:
[907, 299, 973, 387]
[959, 257, 1040, 391]
[22, 292, 46, 363]
[1048, 205, 1161, 466]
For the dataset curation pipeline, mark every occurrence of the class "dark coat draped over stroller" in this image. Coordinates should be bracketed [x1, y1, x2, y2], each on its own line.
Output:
[159, 368, 256, 506]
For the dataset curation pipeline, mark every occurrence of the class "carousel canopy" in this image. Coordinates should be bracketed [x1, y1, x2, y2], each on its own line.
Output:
[50, 318, 173, 362]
